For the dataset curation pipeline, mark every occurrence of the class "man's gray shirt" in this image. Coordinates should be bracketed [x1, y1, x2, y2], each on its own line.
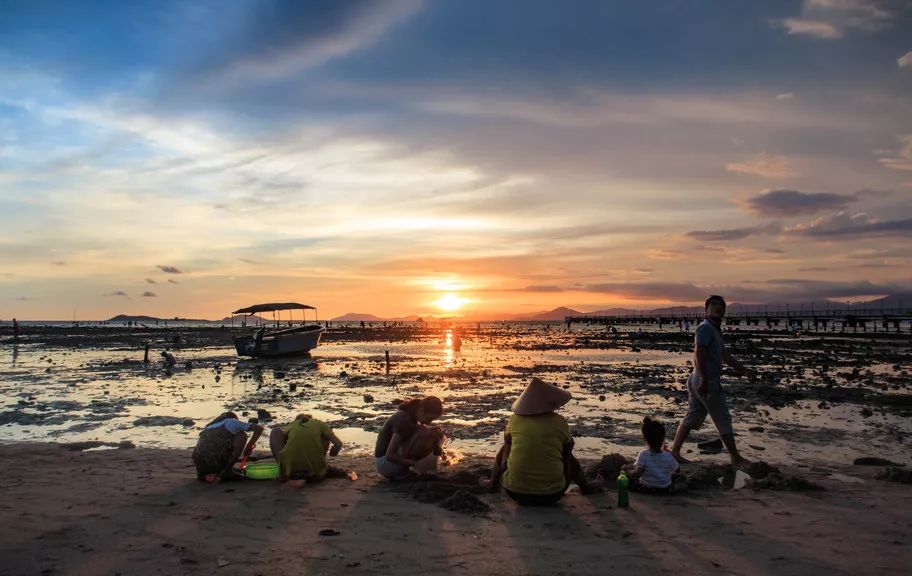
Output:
[694, 319, 725, 384]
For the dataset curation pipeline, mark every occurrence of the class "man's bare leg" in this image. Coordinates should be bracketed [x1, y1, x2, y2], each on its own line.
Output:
[221, 432, 248, 479]
[670, 423, 692, 463]
[721, 433, 749, 468]
[269, 426, 286, 461]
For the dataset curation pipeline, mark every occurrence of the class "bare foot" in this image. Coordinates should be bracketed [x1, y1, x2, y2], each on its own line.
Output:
[672, 452, 691, 464]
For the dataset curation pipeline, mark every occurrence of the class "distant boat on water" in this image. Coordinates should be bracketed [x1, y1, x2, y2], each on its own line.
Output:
[231, 302, 324, 358]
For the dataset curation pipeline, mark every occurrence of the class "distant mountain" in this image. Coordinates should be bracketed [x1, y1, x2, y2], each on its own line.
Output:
[515, 307, 583, 321]
[109, 314, 163, 323]
[331, 312, 425, 322]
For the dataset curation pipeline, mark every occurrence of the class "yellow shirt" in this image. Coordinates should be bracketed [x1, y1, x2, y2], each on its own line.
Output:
[501, 412, 571, 495]
[279, 417, 331, 479]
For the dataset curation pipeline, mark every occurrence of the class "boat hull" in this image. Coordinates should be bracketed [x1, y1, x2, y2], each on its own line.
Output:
[234, 325, 324, 358]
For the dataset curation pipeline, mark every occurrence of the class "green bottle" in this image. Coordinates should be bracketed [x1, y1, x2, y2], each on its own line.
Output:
[617, 471, 629, 507]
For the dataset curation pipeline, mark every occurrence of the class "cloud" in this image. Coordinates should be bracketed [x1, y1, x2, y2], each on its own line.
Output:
[726, 155, 797, 179]
[145, 278, 157, 284]
[878, 134, 912, 171]
[685, 222, 782, 242]
[15, 296, 35, 301]
[523, 285, 564, 292]
[789, 211, 912, 237]
[167, 279, 179, 284]
[779, 18, 843, 38]
[156, 265, 183, 274]
[104, 291, 129, 297]
[141, 291, 157, 297]
[775, 0, 895, 39]
[586, 282, 707, 301]
[899, 50, 912, 68]
[775, 92, 797, 101]
[52, 260, 66, 266]
[744, 189, 858, 216]
[193, 0, 423, 86]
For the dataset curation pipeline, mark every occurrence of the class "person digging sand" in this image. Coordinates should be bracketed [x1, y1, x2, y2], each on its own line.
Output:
[481, 378, 602, 505]
[269, 413, 345, 482]
[192, 411, 263, 482]
[670, 295, 757, 469]
[374, 396, 445, 479]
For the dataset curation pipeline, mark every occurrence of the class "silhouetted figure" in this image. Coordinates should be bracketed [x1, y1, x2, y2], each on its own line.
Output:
[12, 318, 20, 340]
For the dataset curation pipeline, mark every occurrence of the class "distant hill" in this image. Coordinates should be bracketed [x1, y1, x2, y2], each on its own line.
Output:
[514, 307, 583, 321]
[331, 312, 424, 322]
[109, 314, 163, 323]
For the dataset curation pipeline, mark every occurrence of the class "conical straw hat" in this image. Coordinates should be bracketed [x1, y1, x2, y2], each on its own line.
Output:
[511, 377, 572, 416]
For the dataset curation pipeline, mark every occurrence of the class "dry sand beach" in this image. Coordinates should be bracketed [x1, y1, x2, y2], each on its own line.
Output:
[0, 443, 910, 576]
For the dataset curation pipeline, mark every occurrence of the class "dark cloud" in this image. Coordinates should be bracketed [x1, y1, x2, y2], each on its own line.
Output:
[15, 296, 35, 301]
[577, 279, 907, 304]
[685, 223, 781, 242]
[141, 291, 157, 297]
[586, 282, 707, 300]
[745, 189, 857, 217]
[52, 260, 66, 266]
[790, 212, 912, 238]
[797, 267, 833, 272]
[167, 279, 179, 284]
[145, 278, 157, 284]
[156, 265, 183, 274]
[104, 291, 129, 297]
[523, 285, 564, 292]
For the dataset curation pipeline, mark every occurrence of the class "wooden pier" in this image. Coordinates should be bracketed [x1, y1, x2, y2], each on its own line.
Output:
[565, 307, 912, 333]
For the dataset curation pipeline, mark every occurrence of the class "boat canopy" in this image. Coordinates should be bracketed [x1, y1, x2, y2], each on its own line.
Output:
[233, 303, 316, 314]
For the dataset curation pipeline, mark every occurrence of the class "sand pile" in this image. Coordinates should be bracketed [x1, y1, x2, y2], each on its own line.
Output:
[439, 490, 492, 514]
[749, 472, 824, 491]
[876, 467, 912, 484]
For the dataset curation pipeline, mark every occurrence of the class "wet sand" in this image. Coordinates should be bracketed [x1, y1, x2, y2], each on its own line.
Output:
[1, 324, 910, 467]
[0, 442, 909, 576]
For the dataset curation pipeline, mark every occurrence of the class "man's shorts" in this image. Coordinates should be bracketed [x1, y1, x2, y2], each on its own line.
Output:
[682, 372, 733, 436]
[375, 455, 410, 479]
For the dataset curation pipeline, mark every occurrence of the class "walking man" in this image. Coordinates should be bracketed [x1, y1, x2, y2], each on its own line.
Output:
[671, 295, 756, 467]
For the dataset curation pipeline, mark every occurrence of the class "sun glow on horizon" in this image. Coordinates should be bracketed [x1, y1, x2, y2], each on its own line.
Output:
[434, 292, 469, 312]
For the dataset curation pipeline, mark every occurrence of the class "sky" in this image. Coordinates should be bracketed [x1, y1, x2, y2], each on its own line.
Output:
[1, 0, 911, 320]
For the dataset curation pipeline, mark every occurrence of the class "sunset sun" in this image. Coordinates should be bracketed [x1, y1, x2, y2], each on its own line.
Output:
[433, 292, 468, 313]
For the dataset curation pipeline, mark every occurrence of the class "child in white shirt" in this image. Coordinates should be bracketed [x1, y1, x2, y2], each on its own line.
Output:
[624, 416, 681, 494]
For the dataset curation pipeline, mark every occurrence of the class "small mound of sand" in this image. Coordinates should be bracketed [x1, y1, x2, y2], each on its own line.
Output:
[744, 460, 780, 479]
[876, 467, 912, 484]
[439, 490, 491, 514]
[585, 453, 630, 486]
[682, 463, 731, 489]
[749, 472, 824, 491]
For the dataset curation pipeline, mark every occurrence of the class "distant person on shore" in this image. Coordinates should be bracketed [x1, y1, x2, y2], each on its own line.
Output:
[12, 318, 19, 339]
[481, 378, 601, 505]
[192, 412, 264, 482]
[670, 295, 756, 468]
[375, 396, 445, 479]
[623, 416, 682, 494]
[269, 414, 345, 482]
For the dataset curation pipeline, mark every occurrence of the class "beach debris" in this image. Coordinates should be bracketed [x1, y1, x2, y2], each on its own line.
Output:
[59, 440, 135, 451]
[749, 472, 824, 491]
[876, 467, 912, 484]
[363, 394, 374, 403]
[319, 529, 341, 536]
[854, 457, 901, 467]
[439, 490, 491, 514]
[697, 438, 724, 452]
[216, 557, 231, 568]
[256, 408, 272, 421]
[133, 416, 195, 427]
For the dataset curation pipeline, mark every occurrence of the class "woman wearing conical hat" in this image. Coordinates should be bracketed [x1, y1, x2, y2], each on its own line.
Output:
[481, 378, 600, 505]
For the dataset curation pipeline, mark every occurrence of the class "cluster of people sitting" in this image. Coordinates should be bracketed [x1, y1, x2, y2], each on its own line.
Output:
[192, 378, 684, 503]
[193, 295, 749, 504]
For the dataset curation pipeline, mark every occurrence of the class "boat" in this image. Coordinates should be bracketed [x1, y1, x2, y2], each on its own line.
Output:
[231, 302, 325, 358]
